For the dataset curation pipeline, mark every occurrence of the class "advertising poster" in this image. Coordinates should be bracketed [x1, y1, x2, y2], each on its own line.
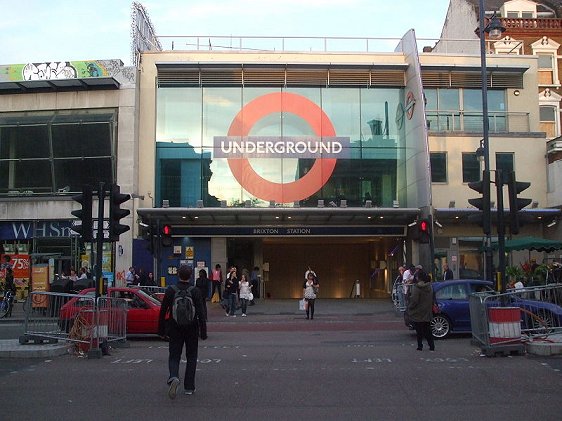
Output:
[1, 254, 31, 300]
[31, 264, 49, 308]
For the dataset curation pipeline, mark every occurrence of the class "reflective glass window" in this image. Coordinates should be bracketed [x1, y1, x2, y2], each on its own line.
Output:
[0, 109, 115, 195]
[462, 153, 480, 183]
[430, 152, 447, 183]
[155, 86, 405, 207]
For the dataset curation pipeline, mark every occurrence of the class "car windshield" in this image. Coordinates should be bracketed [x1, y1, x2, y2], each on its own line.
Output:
[135, 289, 162, 306]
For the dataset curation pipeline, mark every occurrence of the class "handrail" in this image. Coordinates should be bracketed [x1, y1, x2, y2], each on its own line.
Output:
[152, 35, 488, 54]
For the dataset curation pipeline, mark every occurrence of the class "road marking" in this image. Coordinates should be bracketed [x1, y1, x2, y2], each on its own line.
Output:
[419, 357, 470, 363]
[351, 358, 392, 363]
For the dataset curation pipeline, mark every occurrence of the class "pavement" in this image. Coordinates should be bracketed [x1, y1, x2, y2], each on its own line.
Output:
[1, 298, 561, 358]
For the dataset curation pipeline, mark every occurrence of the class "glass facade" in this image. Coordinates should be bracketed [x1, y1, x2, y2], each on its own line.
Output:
[425, 88, 506, 133]
[156, 87, 406, 207]
[0, 109, 117, 195]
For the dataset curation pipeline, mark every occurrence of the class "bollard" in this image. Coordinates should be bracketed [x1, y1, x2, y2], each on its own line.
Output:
[355, 280, 361, 298]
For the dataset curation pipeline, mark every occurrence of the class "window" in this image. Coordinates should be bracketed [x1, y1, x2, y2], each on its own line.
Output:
[155, 86, 405, 207]
[532, 36, 560, 86]
[430, 153, 447, 183]
[496, 153, 514, 175]
[0, 110, 116, 196]
[462, 153, 480, 183]
[435, 284, 468, 300]
[540, 105, 557, 138]
[425, 88, 506, 133]
[538, 54, 555, 84]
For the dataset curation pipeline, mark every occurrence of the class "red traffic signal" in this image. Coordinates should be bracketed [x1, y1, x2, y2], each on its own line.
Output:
[418, 218, 431, 244]
[162, 224, 172, 247]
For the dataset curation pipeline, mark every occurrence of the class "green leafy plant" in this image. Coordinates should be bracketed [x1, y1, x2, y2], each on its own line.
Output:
[505, 265, 524, 281]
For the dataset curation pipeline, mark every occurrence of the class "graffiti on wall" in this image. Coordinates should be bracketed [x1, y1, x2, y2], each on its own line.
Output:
[0, 59, 134, 84]
[22, 62, 78, 80]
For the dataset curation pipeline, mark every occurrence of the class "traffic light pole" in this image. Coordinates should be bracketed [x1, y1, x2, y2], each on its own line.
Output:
[495, 170, 506, 292]
[95, 183, 105, 300]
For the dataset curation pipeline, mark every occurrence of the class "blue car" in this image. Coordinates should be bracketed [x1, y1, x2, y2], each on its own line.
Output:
[428, 280, 562, 338]
[430, 280, 495, 338]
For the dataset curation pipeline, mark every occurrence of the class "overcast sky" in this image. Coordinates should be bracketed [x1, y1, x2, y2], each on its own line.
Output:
[0, 0, 450, 65]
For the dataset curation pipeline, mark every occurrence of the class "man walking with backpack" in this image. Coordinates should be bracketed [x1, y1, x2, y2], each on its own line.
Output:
[158, 264, 207, 399]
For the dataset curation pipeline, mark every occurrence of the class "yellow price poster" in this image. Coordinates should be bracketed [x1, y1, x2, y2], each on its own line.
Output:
[185, 246, 194, 259]
[31, 264, 49, 308]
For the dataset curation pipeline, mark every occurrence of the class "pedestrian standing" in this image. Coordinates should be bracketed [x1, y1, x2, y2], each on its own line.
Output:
[225, 266, 239, 317]
[407, 270, 435, 351]
[158, 265, 207, 399]
[443, 263, 454, 281]
[125, 267, 137, 286]
[238, 273, 252, 317]
[303, 271, 319, 320]
[211, 264, 223, 302]
[195, 269, 210, 320]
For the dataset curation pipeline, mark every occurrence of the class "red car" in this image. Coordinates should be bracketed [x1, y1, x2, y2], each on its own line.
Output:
[59, 287, 162, 335]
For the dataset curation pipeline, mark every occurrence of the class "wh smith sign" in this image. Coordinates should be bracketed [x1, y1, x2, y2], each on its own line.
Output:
[0, 221, 74, 240]
[213, 92, 350, 203]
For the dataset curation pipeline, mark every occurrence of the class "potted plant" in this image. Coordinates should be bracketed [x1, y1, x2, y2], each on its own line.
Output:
[506, 265, 524, 284]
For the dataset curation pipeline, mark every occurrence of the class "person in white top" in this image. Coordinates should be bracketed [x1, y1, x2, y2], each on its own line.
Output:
[238, 274, 252, 317]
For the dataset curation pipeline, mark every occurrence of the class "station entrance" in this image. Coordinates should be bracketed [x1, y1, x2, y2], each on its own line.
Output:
[226, 237, 402, 299]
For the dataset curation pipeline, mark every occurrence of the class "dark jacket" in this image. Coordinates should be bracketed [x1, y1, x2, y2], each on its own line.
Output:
[158, 281, 207, 338]
[407, 280, 433, 322]
[195, 275, 210, 298]
[444, 269, 454, 281]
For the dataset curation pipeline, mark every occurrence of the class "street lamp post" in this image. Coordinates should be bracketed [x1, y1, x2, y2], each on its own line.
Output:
[478, 0, 505, 285]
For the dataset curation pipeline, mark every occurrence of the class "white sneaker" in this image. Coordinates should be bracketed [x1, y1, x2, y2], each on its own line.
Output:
[232, 314, 236, 317]
[168, 377, 180, 400]
[242, 313, 247, 317]
[184, 389, 196, 395]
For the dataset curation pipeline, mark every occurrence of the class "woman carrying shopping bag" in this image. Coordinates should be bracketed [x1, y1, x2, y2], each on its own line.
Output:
[303, 270, 319, 320]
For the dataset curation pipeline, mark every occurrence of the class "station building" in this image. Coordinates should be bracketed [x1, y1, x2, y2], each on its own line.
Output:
[1, 27, 560, 299]
[134, 31, 559, 298]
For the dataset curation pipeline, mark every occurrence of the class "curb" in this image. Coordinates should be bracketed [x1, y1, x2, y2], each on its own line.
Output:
[525, 334, 562, 356]
[0, 339, 70, 359]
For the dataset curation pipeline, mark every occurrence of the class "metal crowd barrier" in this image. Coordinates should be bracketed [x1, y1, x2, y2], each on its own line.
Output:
[20, 291, 128, 358]
[391, 279, 407, 312]
[470, 284, 562, 356]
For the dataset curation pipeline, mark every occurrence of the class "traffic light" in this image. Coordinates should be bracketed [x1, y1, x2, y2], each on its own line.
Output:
[468, 170, 491, 235]
[418, 218, 431, 244]
[71, 185, 93, 241]
[162, 224, 172, 247]
[109, 184, 131, 241]
[507, 171, 531, 235]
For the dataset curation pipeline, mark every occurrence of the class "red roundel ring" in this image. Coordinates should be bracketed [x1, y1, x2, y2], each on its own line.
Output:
[227, 92, 337, 203]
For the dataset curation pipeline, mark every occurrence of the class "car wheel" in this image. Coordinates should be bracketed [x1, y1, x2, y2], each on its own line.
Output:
[431, 314, 451, 338]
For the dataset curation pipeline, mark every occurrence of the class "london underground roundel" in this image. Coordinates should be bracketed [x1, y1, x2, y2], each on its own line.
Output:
[226, 92, 338, 203]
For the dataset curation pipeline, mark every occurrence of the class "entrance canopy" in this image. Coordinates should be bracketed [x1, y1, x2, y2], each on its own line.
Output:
[137, 206, 420, 232]
[490, 236, 562, 252]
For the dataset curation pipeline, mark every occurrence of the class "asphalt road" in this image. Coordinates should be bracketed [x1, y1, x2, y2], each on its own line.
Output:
[1, 322, 561, 421]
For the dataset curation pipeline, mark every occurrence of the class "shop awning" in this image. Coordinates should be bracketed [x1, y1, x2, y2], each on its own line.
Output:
[490, 236, 562, 252]
[0, 77, 120, 94]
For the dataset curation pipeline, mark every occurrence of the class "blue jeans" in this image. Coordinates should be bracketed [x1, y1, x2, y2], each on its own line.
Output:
[228, 293, 237, 315]
[240, 298, 248, 314]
